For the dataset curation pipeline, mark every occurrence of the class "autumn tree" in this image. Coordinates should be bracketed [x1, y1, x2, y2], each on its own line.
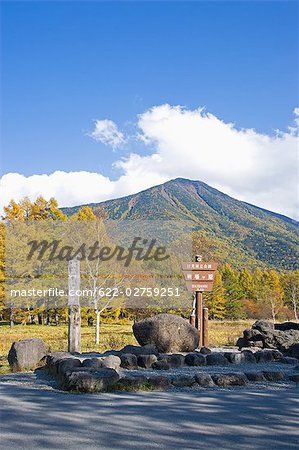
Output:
[221, 264, 245, 319]
[206, 271, 226, 320]
[71, 206, 96, 221]
[282, 270, 299, 322]
[261, 270, 284, 322]
[3, 196, 67, 221]
[239, 268, 255, 299]
[3, 200, 24, 220]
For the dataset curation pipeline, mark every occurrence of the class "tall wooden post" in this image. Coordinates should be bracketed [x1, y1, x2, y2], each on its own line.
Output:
[68, 259, 81, 353]
[195, 291, 203, 347]
[203, 307, 209, 347]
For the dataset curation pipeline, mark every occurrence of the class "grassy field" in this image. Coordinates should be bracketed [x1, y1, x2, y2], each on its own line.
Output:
[0, 319, 253, 374]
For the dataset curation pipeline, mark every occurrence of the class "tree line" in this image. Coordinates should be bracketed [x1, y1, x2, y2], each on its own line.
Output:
[0, 196, 298, 324]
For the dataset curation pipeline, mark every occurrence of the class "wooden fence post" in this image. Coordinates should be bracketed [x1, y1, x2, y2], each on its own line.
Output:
[68, 259, 81, 353]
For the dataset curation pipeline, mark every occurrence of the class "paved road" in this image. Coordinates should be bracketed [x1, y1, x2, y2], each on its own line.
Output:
[0, 375, 298, 450]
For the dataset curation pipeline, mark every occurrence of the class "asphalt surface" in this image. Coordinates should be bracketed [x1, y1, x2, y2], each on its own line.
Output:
[0, 374, 298, 450]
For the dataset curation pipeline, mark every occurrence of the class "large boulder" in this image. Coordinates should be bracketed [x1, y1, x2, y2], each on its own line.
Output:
[133, 314, 199, 353]
[263, 329, 299, 352]
[236, 321, 299, 353]
[8, 338, 47, 372]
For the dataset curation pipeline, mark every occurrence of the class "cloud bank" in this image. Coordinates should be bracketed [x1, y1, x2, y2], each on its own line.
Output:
[1, 105, 298, 219]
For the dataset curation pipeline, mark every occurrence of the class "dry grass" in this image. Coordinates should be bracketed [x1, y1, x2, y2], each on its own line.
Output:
[0, 319, 253, 374]
[208, 320, 253, 347]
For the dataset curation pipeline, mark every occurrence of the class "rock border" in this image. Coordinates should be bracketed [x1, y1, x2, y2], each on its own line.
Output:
[45, 348, 299, 393]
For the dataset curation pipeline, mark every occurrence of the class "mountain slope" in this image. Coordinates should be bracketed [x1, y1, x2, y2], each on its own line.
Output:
[63, 178, 299, 270]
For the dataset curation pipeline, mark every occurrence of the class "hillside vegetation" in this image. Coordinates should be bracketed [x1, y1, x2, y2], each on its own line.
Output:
[63, 178, 299, 270]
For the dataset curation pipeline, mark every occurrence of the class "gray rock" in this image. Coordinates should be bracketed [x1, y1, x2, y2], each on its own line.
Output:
[236, 337, 248, 349]
[255, 350, 274, 363]
[120, 353, 138, 370]
[147, 376, 171, 390]
[212, 373, 248, 387]
[172, 375, 195, 387]
[185, 353, 206, 366]
[206, 353, 230, 366]
[245, 372, 266, 382]
[195, 373, 215, 387]
[225, 350, 256, 364]
[46, 354, 68, 375]
[262, 371, 285, 381]
[119, 344, 159, 356]
[63, 368, 120, 392]
[224, 352, 245, 364]
[252, 320, 274, 333]
[152, 360, 171, 370]
[133, 314, 199, 353]
[199, 347, 212, 355]
[289, 374, 299, 383]
[262, 329, 299, 352]
[57, 358, 82, 376]
[8, 338, 47, 372]
[117, 375, 148, 390]
[82, 358, 103, 370]
[101, 355, 121, 370]
[159, 354, 185, 368]
[237, 321, 299, 354]
[243, 328, 263, 341]
[241, 350, 257, 363]
[137, 354, 157, 368]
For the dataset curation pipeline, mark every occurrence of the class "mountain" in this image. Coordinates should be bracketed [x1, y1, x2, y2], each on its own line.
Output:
[63, 178, 299, 270]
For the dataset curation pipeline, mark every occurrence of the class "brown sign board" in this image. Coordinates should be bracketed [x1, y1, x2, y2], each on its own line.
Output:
[183, 271, 215, 281]
[185, 281, 214, 292]
[181, 262, 218, 271]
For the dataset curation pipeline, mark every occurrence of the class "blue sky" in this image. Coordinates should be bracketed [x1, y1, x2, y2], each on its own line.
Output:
[1, 1, 298, 218]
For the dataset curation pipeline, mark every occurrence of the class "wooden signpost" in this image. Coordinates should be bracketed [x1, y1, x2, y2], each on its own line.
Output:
[68, 258, 81, 353]
[182, 255, 217, 347]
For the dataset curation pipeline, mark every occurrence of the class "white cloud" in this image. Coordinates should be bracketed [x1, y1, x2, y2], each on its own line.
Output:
[126, 104, 298, 219]
[1, 105, 298, 219]
[89, 119, 125, 149]
[0, 171, 115, 212]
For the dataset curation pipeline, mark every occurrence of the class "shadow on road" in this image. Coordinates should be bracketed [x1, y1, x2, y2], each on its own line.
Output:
[0, 376, 298, 450]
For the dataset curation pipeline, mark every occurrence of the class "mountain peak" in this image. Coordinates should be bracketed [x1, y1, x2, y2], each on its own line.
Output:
[63, 178, 298, 270]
